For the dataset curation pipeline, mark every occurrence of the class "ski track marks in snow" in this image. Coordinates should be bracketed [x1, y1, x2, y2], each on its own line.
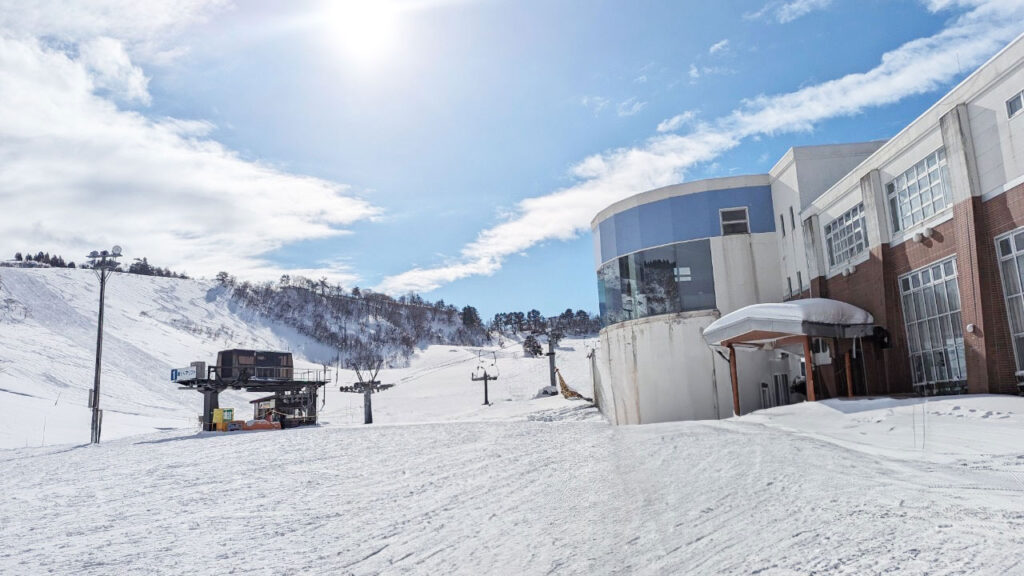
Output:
[2, 400, 1024, 575]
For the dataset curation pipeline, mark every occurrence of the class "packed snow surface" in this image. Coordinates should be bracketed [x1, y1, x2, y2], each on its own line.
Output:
[3, 270, 1024, 574]
[1, 396, 1022, 574]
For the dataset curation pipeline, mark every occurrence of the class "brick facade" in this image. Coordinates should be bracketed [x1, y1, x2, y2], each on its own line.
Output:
[978, 182, 1024, 394]
[808, 185, 1024, 397]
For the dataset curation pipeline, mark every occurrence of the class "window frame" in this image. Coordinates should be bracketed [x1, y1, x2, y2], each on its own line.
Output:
[897, 256, 966, 393]
[823, 202, 868, 270]
[720, 206, 750, 236]
[885, 148, 952, 235]
[1007, 90, 1024, 119]
[994, 227, 1024, 376]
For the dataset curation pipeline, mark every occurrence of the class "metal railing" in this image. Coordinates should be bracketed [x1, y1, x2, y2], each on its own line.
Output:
[207, 365, 331, 383]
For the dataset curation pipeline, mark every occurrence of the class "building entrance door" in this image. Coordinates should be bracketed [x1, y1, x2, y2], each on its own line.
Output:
[773, 373, 791, 406]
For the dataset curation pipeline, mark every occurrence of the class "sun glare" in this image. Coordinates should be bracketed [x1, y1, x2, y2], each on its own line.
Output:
[321, 1, 403, 67]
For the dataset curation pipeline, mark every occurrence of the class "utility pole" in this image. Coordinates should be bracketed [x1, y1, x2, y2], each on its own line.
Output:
[87, 245, 123, 444]
[471, 369, 497, 405]
[546, 338, 557, 391]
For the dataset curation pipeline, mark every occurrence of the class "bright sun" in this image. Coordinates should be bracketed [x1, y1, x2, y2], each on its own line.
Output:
[321, 1, 403, 67]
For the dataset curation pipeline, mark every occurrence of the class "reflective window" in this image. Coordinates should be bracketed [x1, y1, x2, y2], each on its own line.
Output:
[824, 202, 867, 268]
[994, 228, 1024, 375]
[898, 257, 966, 394]
[885, 148, 951, 233]
[597, 239, 716, 325]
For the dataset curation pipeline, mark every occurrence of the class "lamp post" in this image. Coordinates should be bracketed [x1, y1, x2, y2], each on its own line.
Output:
[87, 246, 122, 444]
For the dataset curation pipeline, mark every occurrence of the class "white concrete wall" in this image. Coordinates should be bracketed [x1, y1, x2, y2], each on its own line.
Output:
[709, 232, 781, 314]
[770, 156, 805, 297]
[770, 143, 884, 293]
[596, 311, 774, 425]
[967, 58, 1024, 198]
[595, 232, 781, 425]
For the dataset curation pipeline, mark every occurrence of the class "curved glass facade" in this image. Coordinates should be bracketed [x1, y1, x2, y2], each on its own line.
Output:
[595, 184, 774, 265]
[597, 239, 715, 326]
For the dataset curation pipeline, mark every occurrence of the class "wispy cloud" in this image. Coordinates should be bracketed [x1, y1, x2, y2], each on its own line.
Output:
[377, 1, 1024, 294]
[688, 64, 734, 83]
[0, 1, 379, 283]
[747, 0, 833, 23]
[616, 97, 647, 117]
[709, 39, 730, 54]
[657, 111, 697, 133]
[581, 95, 610, 115]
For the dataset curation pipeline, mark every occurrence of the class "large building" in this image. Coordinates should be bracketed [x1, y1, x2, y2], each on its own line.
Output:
[590, 34, 1024, 424]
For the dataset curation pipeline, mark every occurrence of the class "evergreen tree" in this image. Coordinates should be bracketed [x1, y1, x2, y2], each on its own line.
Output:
[460, 305, 482, 329]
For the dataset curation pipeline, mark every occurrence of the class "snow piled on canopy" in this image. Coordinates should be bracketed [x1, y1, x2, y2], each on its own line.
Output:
[704, 298, 874, 342]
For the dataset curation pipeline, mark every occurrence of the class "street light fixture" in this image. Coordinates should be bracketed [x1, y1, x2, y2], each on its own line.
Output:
[87, 245, 122, 444]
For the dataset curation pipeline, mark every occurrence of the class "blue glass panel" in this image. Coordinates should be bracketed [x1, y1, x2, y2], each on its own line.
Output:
[637, 201, 676, 251]
[595, 184, 775, 265]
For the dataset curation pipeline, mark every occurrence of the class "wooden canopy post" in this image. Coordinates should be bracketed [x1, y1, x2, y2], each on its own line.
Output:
[727, 344, 740, 415]
[845, 349, 854, 398]
[803, 336, 816, 402]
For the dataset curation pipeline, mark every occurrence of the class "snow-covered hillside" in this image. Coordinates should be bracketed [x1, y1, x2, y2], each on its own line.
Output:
[0, 267, 597, 448]
[5, 268, 1024, 574]
[2, 395, 1022, 575]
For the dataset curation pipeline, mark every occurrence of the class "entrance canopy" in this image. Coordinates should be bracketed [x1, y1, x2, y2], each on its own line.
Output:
[703, 298, 876, 412]
[702, 298, 875, 349]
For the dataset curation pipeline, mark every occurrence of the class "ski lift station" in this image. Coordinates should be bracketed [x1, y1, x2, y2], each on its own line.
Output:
[589, 35, 1024, 424]
[171, 349, 328, 432]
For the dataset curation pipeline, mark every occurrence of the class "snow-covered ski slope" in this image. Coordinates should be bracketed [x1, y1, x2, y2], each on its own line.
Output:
[3, 268, 1024, 574]
[1, 395, 1022, 575]
[0, 267, 597, 448]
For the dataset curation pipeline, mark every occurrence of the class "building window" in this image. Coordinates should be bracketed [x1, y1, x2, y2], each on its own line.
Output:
[995, 228, 1024, 374]
[780, 214, 786, 237]
[885, 148, 951, 234]
[787, 276, 793, 297]
[824, 203, 867, 268]
[797, 271, 803, 294]
[720, 207, 750, 235]
[789, 206, 796, 230]
[898, 257, 966, 393]
[1008, 90, 1024, 118]
[597, 239, 716, 326]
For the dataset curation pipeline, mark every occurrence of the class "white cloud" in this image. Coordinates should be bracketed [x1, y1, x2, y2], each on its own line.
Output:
[777, 0, 833, 22]
[581, 95, 610, 115]
[616, 97, 647, 117]
[377, 1, 1024, 294]
[0, 2, 380, 283]
[0, 0, 228, 62]
[78, 37, 151, 104]
[746, 0, 833, 23]
[657, 111, 697, 133]
[633, 74, 648, 84]
[688, 63, 701, 79]
[709, 39, 729, 55]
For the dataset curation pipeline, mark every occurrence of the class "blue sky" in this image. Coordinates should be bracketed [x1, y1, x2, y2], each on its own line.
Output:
[2, 0, 1023, 319]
